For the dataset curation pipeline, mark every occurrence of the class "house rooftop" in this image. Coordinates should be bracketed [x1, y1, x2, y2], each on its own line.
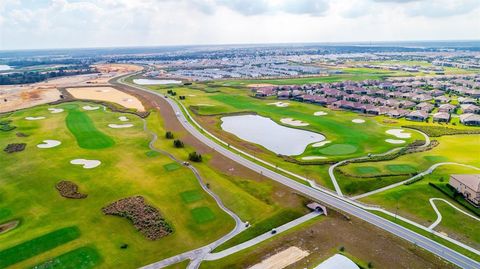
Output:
[451, 174, 480, 192]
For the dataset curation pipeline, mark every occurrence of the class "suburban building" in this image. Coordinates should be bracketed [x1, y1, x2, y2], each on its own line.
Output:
[460, 113, 480, 126]
[433, 112, 450, 122]
[449, 174, 480, 206]
[461, 104, 480, 114]
[406, 110, 429, 121]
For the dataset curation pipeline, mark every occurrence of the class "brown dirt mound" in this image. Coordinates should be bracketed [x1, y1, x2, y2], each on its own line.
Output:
[0, 220, 19, 235]
[102, 196, 172, 240]
[56, 180, 87, 199]
[4, 143, 26, 153]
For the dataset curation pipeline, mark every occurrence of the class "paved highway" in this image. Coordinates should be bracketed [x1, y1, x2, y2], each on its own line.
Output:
[117, 76, 480, 269]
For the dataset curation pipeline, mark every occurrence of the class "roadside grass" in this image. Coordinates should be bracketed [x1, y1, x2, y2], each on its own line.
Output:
[213, 209, 304, 252]
[65, 107, 115, 149]
[32, 246, 102, 269]
[0, 226, 80, 268]
[362, 165, 480, 250]
[180, 190, 204, 204]
[191, 207, 216, 224]
[163, 162, 181, 172]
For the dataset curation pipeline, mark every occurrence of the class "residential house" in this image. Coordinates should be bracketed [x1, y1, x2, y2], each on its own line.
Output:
[460, 113, 480, 126]
[462, 104, 480, 114]
[387, 109, 409, 118]
[406, 110, 429, 121]
[433, 112, 450, 122]
[254, 87, 275, 97]
[415, 102, 434, 112]
[449, 174, 480, 206]
[434, 96, 451, 103]
[438, 104, 457, 113]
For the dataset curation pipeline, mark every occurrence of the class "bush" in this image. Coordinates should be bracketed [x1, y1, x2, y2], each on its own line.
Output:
[179, 96, 186, 100]
[339, 246, 345, 252]
[165, 131, 174, 139]
[173, 139, 184, 148]
[189, 151, 202, 162]
[402, 125, 480, 137]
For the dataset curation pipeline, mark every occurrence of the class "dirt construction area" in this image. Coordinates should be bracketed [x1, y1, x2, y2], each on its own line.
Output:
[67, 86, 145, 111]
[0, 86, 61, 113]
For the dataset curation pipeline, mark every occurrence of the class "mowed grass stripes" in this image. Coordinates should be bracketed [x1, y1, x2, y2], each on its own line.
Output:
[0, 226, 80, 268]
[32, 246, 101, 269]
[66, 109, 114, 149]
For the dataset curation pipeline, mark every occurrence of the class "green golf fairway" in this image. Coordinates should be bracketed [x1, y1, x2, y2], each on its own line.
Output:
[66, 109, 115, 149]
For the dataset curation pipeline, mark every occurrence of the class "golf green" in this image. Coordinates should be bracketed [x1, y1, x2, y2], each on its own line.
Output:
[145, 150, 161, 157]
[190, 207, 216, 224]
[355, 166, 381, 175]
[423, 155, 449, 162]
[318, 144, 358, 155]
[386, 164, 417, 173]
[32, 246, 101, 269]
[180, 190, 204, 204]
[163, 162, 181, 171]
[66, 109, 114, 149]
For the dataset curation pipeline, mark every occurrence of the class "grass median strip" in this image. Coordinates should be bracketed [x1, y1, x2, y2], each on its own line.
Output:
[0, 226, 80, 268]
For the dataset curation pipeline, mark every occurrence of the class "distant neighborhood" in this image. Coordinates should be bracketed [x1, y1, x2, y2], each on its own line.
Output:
[254, 74, 480, 126]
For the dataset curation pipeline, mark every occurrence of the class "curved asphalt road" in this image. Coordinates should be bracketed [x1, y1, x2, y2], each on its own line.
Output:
[117, 76, 480, 269]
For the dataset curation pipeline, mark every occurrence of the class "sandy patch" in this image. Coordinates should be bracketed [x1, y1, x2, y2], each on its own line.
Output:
[196, 103, 215, 106]
[386, 129, 411, 139]
[188, 94, 196, 97]
[108, 123, 134, 129]
[82, 105, 100, 111]
[268, 102, 290, 107]
[314, 111, 328, 116]
[247, 83, 275, 88]
[301, 156, 327, 160]
[248, 246, 309, 269]
[25, 116, 45, 121]
[48, 108, 64, 113]
[37, 140, 61, 148]
[315, 254, 359, 269]
[352, 119, 365, 124]
[312, 141, 331, 147]
[0, 87, 61, 113]
[67, 87, 145, 112]
[70, 159, 101, 169]
[385, 139, 406, 144]
[119, 116, 129, 122]
[280, 118, 309, 126]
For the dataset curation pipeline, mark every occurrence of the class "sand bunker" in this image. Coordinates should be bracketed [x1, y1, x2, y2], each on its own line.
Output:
[108, 123, 134, 129]
[314, 111, 328, 116]
[48, 108, 64, 114]
[386, 129, 411, 139]
[302, 156, 327, 160]
[249, 246, 309, 269]
[188, 94, 196, 97]
[312, 140, 331, 147]
[82, 105, 100, 111]
[385, 139, 406, 144]
[70, 159, 101, 169]
[37, 140, 61, 148]
[67, 87, 145, 112]
[280, 118, 309, 126]
[268, 102, 290, 107]
[119, 116, 129, 122]
[25, 116, 45, 121]
[196, 103, 215, 106]
[352, 119, 365, 124]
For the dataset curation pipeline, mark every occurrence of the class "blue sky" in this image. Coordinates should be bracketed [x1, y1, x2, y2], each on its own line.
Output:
[0, 0, 479, 50]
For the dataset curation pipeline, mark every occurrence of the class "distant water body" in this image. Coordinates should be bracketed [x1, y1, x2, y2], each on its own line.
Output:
[0, 65, 12, 71]
[220, 114, 325, 156]
[133, 79, 182, 85]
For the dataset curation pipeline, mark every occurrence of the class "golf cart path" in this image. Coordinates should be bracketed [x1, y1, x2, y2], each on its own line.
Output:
[140, 119, 248, 269]
[428, 198, 480, 230]
[204, 211, 322, 261]
[352, 162, 480, 200]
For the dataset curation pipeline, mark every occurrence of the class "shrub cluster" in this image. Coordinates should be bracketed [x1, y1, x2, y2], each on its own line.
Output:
[55, 180, 87, 199]
[403, 125, 480, 137]
[0, 120, 15, 132]
[3, 143, 26, 153]
[173, 139, 184, 148]
[189, 151, 202, 162]
[165, 131, 174, 139]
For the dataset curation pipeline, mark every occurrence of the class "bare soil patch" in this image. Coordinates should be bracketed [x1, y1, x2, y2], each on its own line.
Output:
[248, 246, 309, 269]
[0, 87, 61, 113]
[56, 181, 87, 199]
[67, 86, 145, 112]
[102, 196, 172, 240]
[0, 220, 20, 235]
[4, 143, 26, 153]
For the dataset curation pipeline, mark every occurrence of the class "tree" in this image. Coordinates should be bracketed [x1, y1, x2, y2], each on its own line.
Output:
[189, 151, 202, 162]
[173, 139, 184, 148]
[165, 131, 174, 139]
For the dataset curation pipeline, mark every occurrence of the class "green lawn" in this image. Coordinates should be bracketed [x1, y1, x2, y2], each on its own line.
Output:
[191, 207, 216, 224]
[318, 144, 358, 155]
[385, 164, 417, 173]
[65, 107, 115, 149]
[32, 246, 101, 269]
[180, 190, 204, 204]
[355, 166, 381, 175]
[0, 226, 80, 268]
[163, 162, 181, 172]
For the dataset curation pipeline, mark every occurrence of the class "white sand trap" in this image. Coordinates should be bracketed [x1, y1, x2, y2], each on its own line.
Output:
[312, 140, 331, 147]
[37, 140, 61, 148]
[302, 156, 327, 160]
[280, 118, 309, 126]
[386, 129, 411, 139]
[82, 105, 100, 111]
[249, 246, 309, 269]
[352, 119, 365, 124]
[118, 116, 129, 122]
[25, 116, 45, 121]
[196, 103, 215, 106]
[108, 123, 134, 129]
[385, 139, 406, 144]
[70, 159, 101, 169]
[188, 94, 196, 97]
[314, 111, 328, 116]
[268, 102, 290, 107]
[48, 108, 64, 114]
